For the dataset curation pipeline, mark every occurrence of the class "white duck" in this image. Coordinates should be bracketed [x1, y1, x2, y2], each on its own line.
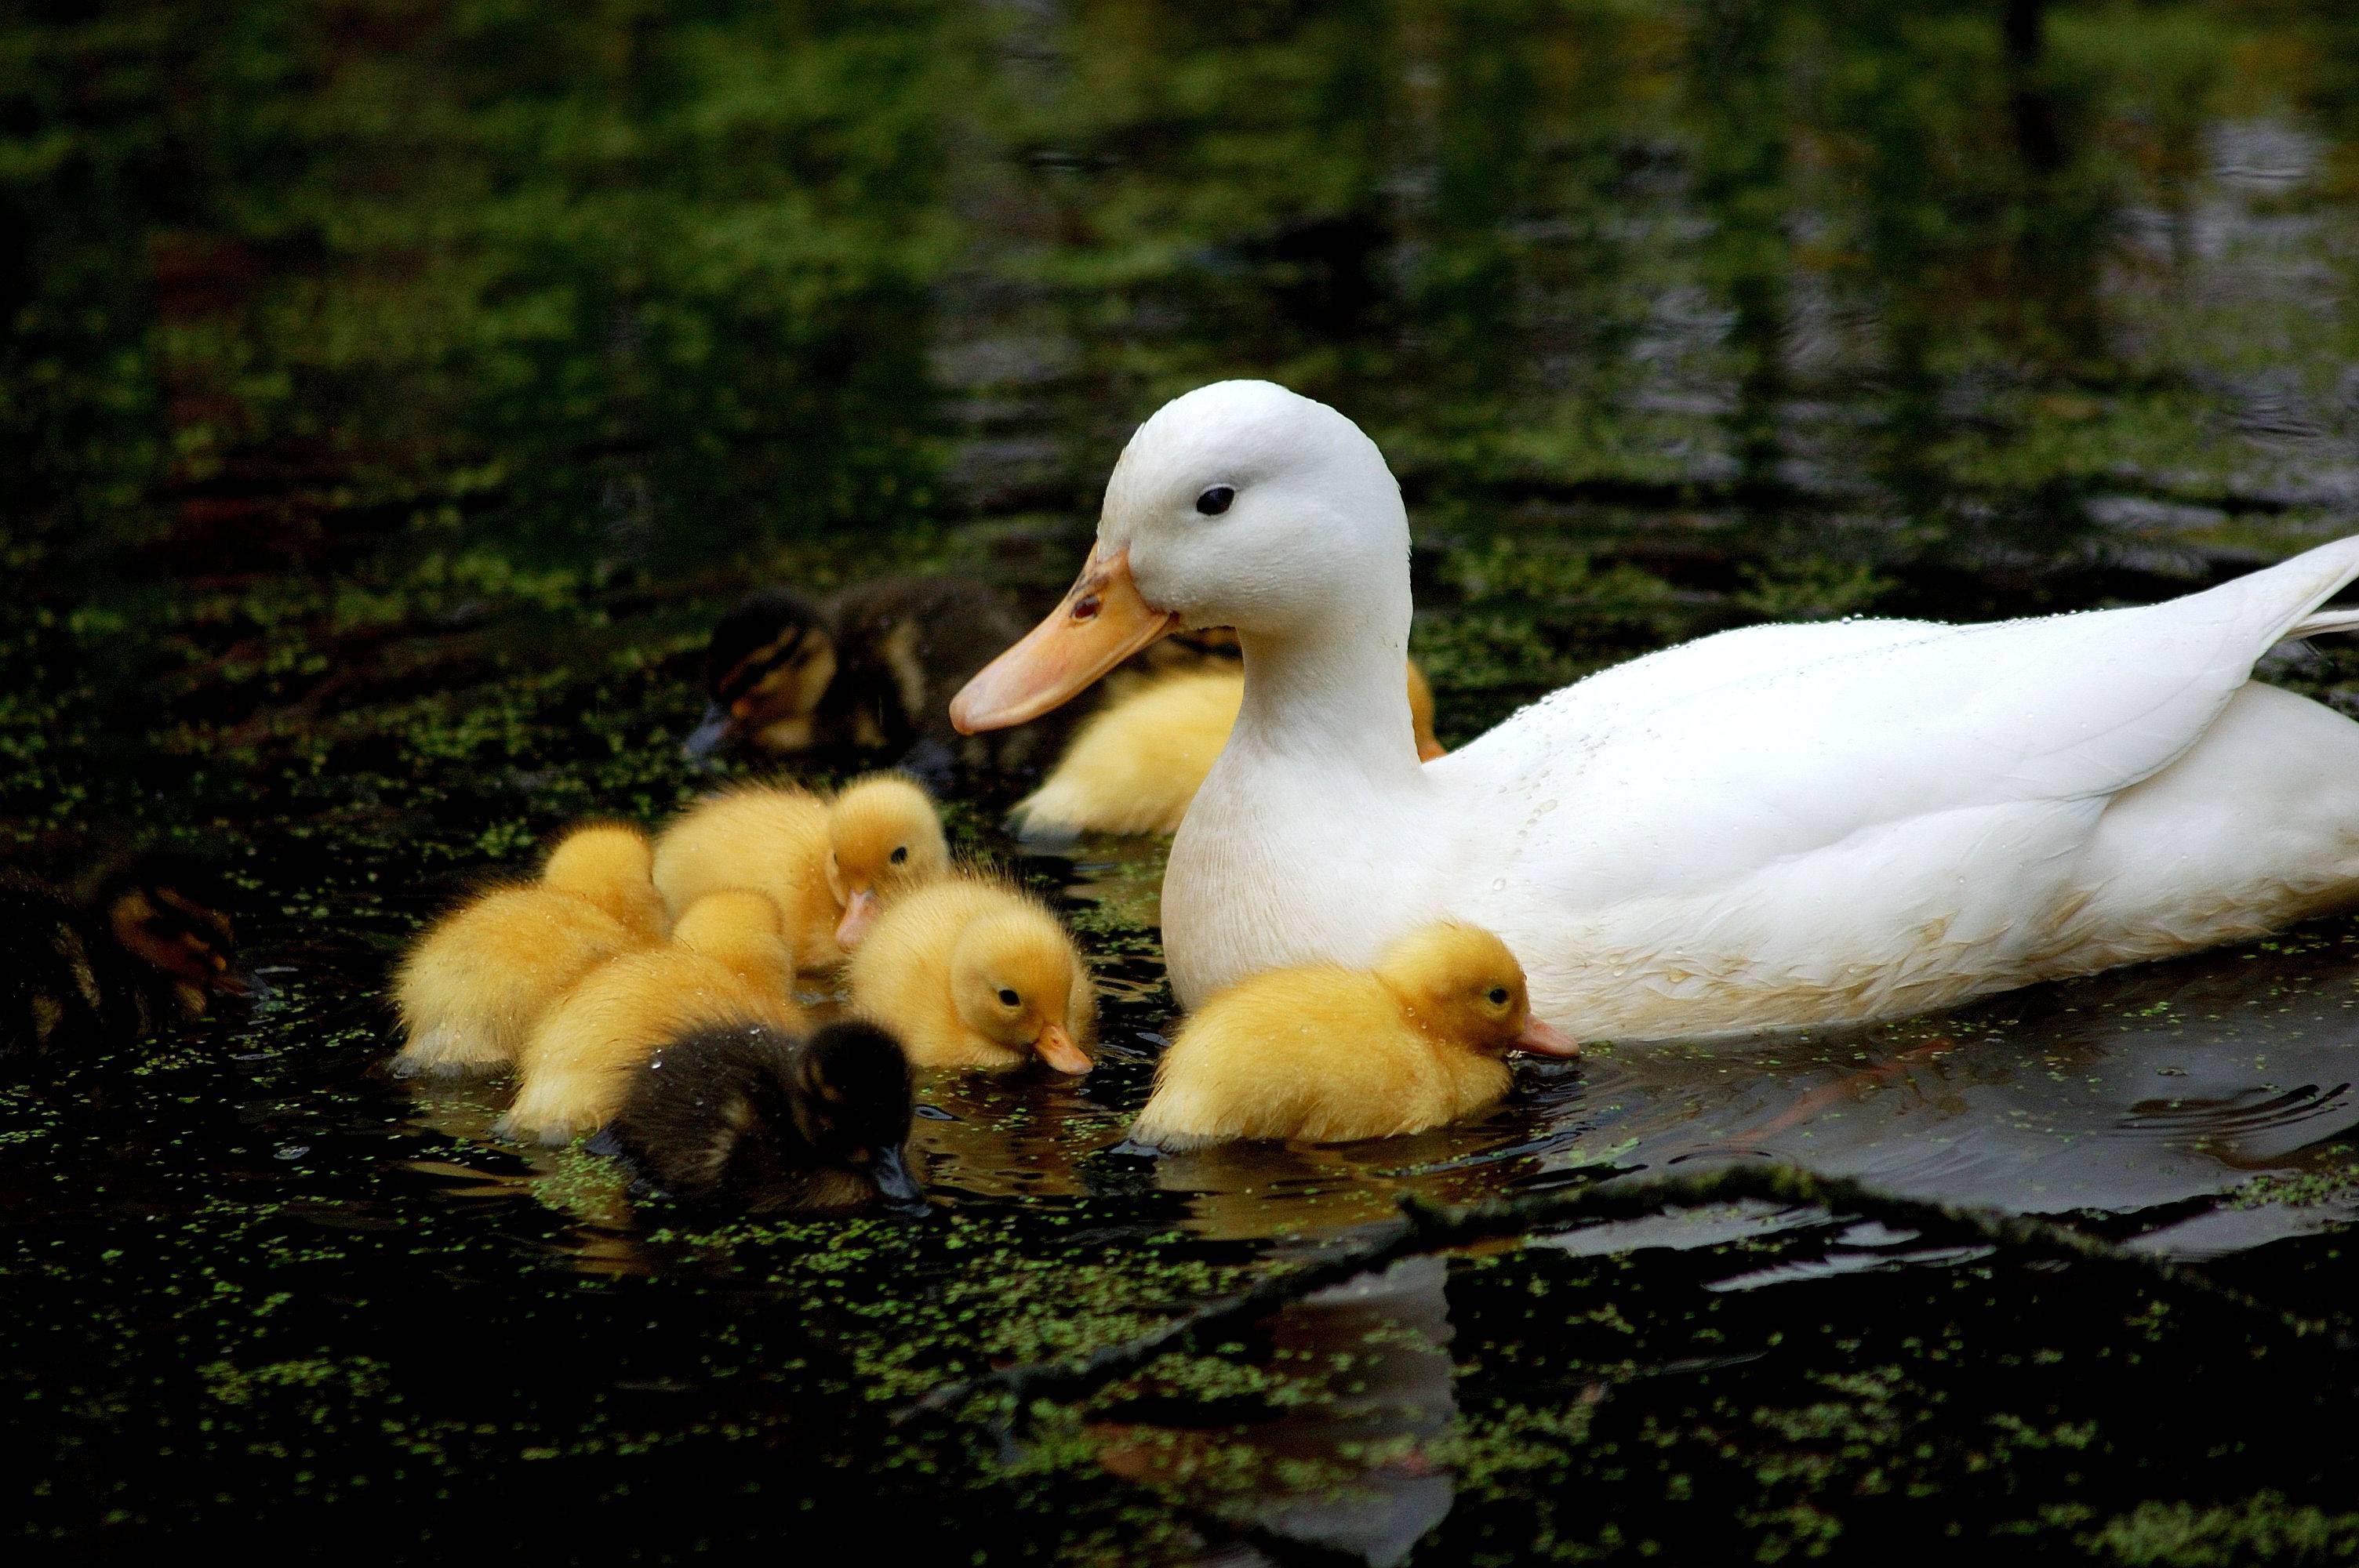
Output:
[952, 380, 2359, 1040]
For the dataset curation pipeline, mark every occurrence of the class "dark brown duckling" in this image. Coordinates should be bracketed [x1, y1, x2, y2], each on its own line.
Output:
[685, 578, 1030, 768]
[685, 576, 1238, 780]
[2, 848, 253, 1066]
[609, 1018, 923, 1213]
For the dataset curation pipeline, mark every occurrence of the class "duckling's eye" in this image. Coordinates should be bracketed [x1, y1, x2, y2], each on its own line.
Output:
[1194, 485, 1235, 516]
[997, 987, 1020, 1007]
[1485, 986, 1510, 1006]
[890, 846, 908, 865]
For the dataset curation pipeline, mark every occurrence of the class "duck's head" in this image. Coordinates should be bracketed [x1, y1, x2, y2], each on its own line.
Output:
[671, 889, 796, 986]
[825, 775, 951, 948]
[1376, 922, 1580, 1059]
[88, 849, 255, 1011]
[783, 1021, 925, 1211]
[952, 381, 1409, 732]
[540, 821, 664, 936]
[685, 587, 839, 760]
[948, 908, 1096, 1075]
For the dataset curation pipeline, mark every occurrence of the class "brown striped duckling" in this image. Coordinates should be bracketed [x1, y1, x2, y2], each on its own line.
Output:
[2, 849, 253, 1065]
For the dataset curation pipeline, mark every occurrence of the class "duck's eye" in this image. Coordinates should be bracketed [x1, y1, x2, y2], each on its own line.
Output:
[1194, 485, 1235, 516]
[997, 987, 1020, 1007]
[890, 846, 908, 865]
[1486, 986, 1510, 1006]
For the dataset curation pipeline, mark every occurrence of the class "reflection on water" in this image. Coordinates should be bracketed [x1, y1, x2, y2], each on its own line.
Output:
[1086, 1257, 1460, 1568]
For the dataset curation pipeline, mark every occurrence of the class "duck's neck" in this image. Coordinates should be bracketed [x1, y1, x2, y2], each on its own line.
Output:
[1230, 608, 1422, 784]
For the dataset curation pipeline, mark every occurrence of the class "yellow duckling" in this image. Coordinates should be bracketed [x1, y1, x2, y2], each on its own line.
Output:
[846, 877, 1097, 1074]
[650, 773, 949, 964]
[500, 889, 800, 1146]
[1010, 661, 1445, 837]
[1129, 922, 1579, 1150]
[391, 822, 664, 1080]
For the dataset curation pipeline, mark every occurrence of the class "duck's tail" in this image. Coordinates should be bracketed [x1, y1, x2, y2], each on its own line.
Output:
[2283, 606, 2359, 641]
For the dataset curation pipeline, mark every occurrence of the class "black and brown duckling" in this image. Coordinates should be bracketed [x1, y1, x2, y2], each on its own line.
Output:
[1, 848, 252, 1065]
[685, 578, 1032, 770]
[609, 1018, 923, 1212]
[685, 576, 1236, 778]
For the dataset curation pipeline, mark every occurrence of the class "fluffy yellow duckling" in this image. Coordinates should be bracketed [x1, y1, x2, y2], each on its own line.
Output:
[391, 822, 665, 1080]
[499, 889, 800, 1146]
[1010, 661, 1445, 837]
[846, 877, 1096, 1074]
[650, 773, 949, 965]
[1129, 922, 1579, 1150]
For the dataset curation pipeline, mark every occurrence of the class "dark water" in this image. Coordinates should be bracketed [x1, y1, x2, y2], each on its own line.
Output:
[8, 2, 2359, 1561]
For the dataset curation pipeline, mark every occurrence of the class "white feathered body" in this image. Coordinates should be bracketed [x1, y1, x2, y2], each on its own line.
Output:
[1165, 537, 2359, 1038]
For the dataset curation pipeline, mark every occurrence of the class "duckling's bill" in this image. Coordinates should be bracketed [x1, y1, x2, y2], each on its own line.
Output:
[1514, 1017, 1581, 1058]
[951, 544, 1178, 733]
[1034, 1020, 1092, 1075]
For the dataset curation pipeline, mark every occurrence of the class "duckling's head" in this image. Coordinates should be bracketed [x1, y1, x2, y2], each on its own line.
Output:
[786, 1021, 924, 1210]
[87, 849, 253, 1013]
[951, 381, 1408, 732]
[541, 822, 663, 935]
[948, 909, 1095, 1074]
[671, 889, 796, 983]
[1376, 923, 1579, 1058]
[684, 587, 838, 760]
[1407, 659, 1446, 763]
[825, 775, 951, 948]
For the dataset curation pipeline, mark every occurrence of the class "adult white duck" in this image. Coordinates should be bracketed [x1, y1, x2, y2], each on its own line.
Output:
[952, 379, 2359, 1039]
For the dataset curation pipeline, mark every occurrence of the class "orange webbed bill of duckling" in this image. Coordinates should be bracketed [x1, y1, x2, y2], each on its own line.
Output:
[390, 822, 664, 1080]
[1129, 922, 1576, 1151]
[499, 889, 801, 1146]
[1009, 659, 1445, 839]
[652, 775, 947, 969]
[846, 877, 1097, 1075]
[823, 774, 952, 949]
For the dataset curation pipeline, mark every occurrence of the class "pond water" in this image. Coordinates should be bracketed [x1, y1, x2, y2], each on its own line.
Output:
[7, 1, 2359, 1561]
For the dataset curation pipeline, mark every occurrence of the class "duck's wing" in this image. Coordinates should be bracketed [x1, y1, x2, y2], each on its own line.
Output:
[1446, 535, 2359, 906]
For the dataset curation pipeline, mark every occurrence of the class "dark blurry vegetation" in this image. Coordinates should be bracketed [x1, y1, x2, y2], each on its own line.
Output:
[9, 0, 2359, 837]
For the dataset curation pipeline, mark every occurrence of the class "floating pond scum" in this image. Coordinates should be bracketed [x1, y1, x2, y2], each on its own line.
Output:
[6, 0, 2359, 1562]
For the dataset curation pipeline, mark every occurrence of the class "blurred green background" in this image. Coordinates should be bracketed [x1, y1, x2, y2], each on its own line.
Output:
[11, 0, 2359, 814]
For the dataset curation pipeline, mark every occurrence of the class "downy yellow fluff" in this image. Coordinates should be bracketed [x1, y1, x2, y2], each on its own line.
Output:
[1129, 922, 1578, 1149]
[1011, 661, 1445, 837]
[391, 822, 665, 1079]
[499, 889, 800, 1145]
[847, 877, 1097, 1073]
[651, 774, 948, 967]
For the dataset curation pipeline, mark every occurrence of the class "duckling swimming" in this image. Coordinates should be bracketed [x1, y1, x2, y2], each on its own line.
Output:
[1010, 660, 1445, 838]
[609, 1018, 923, 1211]
[847, 877, 1096, 1074]
[684, 578, 1032, 768]
[651, 774, 948, 964]
[1, 848, 252, 1065]
[500, 888, 800, 1146]
[391, 822, 665, 1080]
[1129, 922, 1579, 1150]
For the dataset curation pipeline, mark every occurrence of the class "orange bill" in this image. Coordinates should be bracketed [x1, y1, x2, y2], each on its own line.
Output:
[951, 544, 1180, 734]
[1033, 1022, 1093, 1076]
[1514, 1018, 1582, 1058]
[834, 888, 878, 949]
